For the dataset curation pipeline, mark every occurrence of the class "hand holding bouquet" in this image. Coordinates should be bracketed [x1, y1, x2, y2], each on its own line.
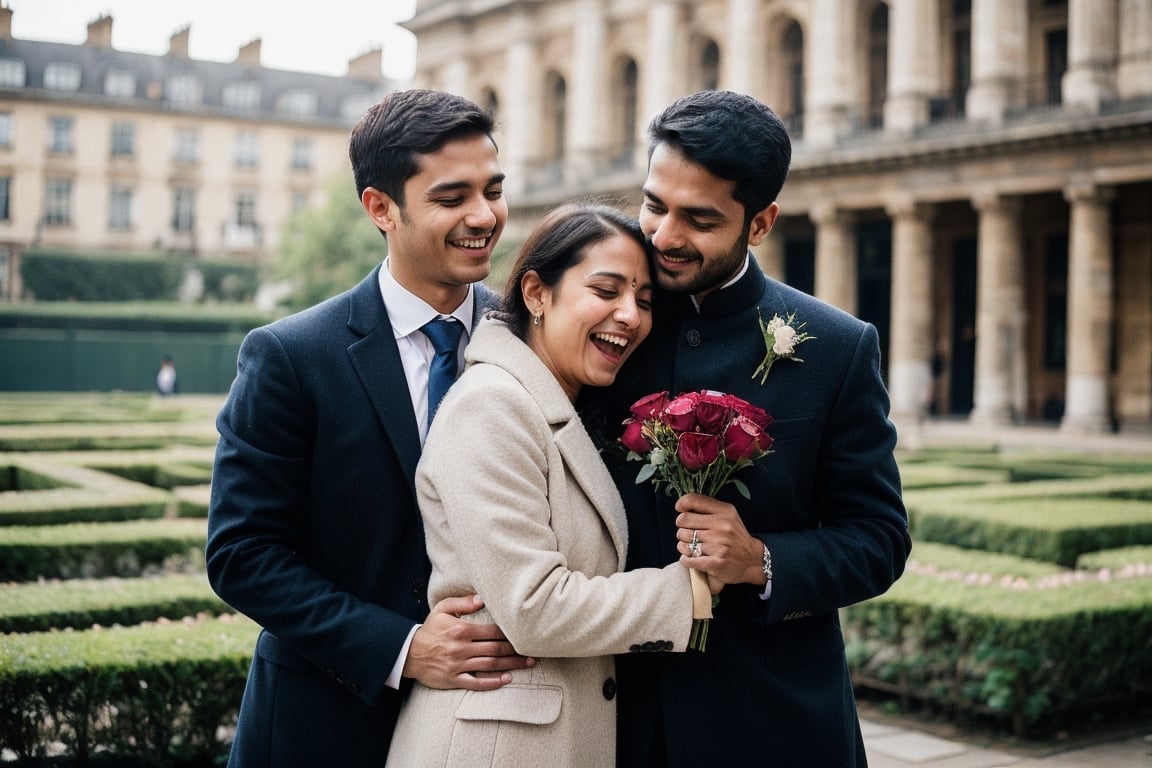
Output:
[620, 390, 774, 649]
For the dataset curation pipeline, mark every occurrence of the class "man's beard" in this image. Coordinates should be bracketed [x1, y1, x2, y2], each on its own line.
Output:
[653, 232, 749, 297]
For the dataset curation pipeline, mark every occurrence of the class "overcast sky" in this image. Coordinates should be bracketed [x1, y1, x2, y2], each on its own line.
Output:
[7, 0, 418, 80]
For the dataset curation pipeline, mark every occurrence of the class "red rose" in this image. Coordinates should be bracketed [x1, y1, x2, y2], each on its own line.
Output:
[620, 419, 651, 453]
[723, 415, 773, 461]
[663, 393, 700, 432]
[678, 431, 719, 470]
[694, 391, 731, 434]
[630, 391, 669, 420]
[731, 398, 772, 431]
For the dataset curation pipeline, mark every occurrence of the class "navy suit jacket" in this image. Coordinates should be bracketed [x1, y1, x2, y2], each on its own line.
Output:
[206, 266, 498, 766]
[597, 257, 911, 767]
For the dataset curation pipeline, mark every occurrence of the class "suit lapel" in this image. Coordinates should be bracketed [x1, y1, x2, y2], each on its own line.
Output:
[345, 267, 422, 492]
[554, 413, 629, 569]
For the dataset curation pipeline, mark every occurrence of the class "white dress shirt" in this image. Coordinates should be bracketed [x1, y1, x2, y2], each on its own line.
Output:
[377, 258, 475, 687]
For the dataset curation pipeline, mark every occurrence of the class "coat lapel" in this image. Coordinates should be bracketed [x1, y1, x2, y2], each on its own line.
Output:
[553, 419, 629, 568]
[345, 267, 422, 492]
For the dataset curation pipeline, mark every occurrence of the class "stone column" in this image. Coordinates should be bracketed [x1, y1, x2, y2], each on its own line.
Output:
[805, 0, 855, 147]
[968, 192, 1025, 425]
[753, 228, 785, 281]
[1115, 219, 1152, 432]
[966, 0, 1027, 124]
[1063, 0, 1120, 111]
[885, 0, 942, 133]
[811, 202, 857, 314]
[570, 0, 607, 180]
[501, 18, 539, 198]
[643, 1, 687, 127]
[1061, 183, 1116, 433]
[886, 198, 935, 426]
[725, 0, 760, 96]
[1118, 0, 1152, 99]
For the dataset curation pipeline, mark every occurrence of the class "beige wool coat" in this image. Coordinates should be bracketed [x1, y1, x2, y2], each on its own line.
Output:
[385, 317, 694, 768]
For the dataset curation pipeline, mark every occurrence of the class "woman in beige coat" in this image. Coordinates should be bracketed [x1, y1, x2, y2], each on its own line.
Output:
[385, 203, 713, 767]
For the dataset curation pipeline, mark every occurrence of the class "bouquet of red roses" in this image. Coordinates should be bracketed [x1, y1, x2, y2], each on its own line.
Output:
[619, 390, 774, 650]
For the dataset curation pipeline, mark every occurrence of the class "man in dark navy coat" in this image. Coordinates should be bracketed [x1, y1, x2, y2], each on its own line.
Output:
[206, 89, 531, 767]
[608, 90, 912, 766]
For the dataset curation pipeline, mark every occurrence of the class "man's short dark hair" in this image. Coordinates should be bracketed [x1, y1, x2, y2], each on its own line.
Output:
[349, 89, 496, 207]
[648, 90, 792, 223]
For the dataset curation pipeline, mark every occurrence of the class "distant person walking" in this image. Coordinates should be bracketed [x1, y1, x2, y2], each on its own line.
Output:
[156, 355, 177, 395]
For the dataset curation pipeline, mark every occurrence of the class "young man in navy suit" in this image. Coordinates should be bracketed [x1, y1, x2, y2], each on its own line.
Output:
[608, 90, 912, 766]
[207, 89, 533, 766]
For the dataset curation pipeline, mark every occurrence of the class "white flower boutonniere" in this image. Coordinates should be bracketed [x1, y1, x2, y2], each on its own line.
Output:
[752, 311, 814, 385]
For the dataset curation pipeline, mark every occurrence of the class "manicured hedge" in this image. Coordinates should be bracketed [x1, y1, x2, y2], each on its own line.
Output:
[0, 518, 207, 581]
[0, 614, 257, 766]
[844, 542, 1152, 737]
[0, 573, 228, 633]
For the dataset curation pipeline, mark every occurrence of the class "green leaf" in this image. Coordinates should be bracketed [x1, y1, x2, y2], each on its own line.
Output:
[732, 478, 751, 500]
[635, 464, 657, 484]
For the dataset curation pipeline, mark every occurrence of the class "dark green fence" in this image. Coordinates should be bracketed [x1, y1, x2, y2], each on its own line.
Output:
[0, 328, 246, 393]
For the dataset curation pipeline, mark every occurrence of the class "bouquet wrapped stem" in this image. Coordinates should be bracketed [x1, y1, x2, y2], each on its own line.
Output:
[620, 390, 775, 652]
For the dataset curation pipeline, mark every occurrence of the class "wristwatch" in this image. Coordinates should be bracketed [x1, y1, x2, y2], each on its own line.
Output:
[761, 542, 773, 583]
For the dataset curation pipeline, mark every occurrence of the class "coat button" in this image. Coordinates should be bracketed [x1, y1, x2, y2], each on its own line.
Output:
[686, 329, 701, 347]
[602, 677, 617, 700]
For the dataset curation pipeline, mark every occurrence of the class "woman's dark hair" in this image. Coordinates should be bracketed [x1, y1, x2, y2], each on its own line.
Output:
[502, 202, 649, 338]
[648, 90, 791, 226]
[348, 89, 496, 206]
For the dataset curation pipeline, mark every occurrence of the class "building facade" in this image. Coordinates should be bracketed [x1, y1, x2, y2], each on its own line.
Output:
[0, 8, 394, 303]
[403, 0, 1152, 436]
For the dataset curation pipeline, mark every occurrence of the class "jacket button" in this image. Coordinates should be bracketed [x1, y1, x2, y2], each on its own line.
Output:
[686, 329, 701, 347]
[602, 677, 617, 700]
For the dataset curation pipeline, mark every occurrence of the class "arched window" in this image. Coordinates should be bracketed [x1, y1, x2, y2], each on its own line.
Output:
[866, 4, 889, 129]
[613, 58, 639, 167]
[544, 71, 567, 164]
[781, 21, 805, 134]
[697, 39, 721, 91]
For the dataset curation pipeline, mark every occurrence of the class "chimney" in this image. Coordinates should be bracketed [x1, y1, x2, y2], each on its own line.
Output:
[0, 5, 13, 40]
[87, 14, 113, 48]
[169, 25, 190, 58]
[347, 48, 383, 82]
[237, 38, 262, 68]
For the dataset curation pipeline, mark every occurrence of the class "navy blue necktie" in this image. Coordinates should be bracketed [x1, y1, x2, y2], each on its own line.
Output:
[422, 317, 465, 425]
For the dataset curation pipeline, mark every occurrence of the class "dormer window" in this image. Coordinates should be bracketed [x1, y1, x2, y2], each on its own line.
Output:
[105, 70, 136, 98]
[44, 63, 82, 92]
[0, 59, 26, 88]
[277, 89, 318, 117]
[224, 81, 262, 111]
[167, 74, 203, 105]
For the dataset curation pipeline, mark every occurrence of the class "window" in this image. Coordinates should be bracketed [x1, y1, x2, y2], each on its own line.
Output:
[111, 122, 135, 156]
[0, 59, 25, 88]
[234, 132, 260, 168]
[291, 190, 309, 212]
[48, 117, 74, 154]
[44, 178, 72, 226]
[0, 177, 10, 221]
[44, 63, 82, 92]
[697, 40, 720, 92]
[173, 128, 199, 163]
[223, 81, 262, 111]
[342, 94, 375, 121]
[291, 137, 312, 170]
[172, 187, 196, 232]
[235, 192, 257, 227]
[0, 113, 12, 149]
[167, 74, 202, 105]
[278, 89, 318, 117]
[108, 185, 133, 230]
[104, 70, 136, 98]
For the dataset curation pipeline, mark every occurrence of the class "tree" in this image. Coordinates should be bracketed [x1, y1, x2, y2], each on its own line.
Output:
[273, 175, 384, 313]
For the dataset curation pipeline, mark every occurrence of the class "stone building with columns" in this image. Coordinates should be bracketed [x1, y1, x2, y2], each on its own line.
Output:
[403, 0, 1152, 436]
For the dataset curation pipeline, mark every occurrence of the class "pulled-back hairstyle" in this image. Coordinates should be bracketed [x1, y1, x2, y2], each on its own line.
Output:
[348, 89, 496, 207]
[502, 202, 650, 339]
[648, 90, 792, 225]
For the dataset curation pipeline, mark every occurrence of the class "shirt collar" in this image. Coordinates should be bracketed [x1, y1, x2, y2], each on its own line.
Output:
[689, 253, 751, 313]
[378, 258, 475, 339]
